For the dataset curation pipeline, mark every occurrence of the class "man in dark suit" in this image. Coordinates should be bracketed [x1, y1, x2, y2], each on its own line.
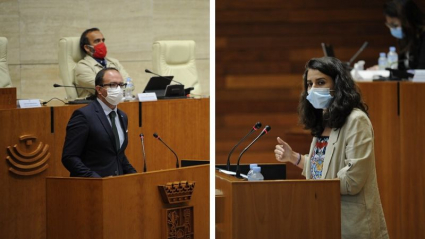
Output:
[62, 67, 137, 177]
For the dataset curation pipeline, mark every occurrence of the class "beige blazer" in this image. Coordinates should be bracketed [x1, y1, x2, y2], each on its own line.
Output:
[74, 55, 130, 98]
[302, 109, 389, 239]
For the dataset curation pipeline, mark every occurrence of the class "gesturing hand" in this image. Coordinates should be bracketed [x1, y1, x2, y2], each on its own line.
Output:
[274, 137, 293, 163]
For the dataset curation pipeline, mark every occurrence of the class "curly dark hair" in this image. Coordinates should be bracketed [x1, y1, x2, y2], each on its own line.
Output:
[298, 57, 368, 137]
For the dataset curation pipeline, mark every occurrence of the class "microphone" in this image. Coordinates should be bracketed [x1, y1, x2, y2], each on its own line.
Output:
[347, 41, 369, 67]
[53, 83, 95, 90]
[153, 133, 179, 168]
[235, 125, 271, 178]
[226, 122, 262, 171]
[145, 69, 184, 85]
[139, 133, 147, 172]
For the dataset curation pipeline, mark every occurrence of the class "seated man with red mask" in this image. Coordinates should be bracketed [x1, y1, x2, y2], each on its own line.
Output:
[74, 28, 130, 98]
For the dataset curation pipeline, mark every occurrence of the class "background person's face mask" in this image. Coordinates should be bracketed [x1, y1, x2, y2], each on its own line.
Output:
[390, 27, 404, 39]
[306, 88, 334, 109]
[103, 86, 123, 106]
[88, 42, 108, 59]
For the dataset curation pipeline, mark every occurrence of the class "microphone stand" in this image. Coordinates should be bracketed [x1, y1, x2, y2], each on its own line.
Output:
[235, 126, 271, 178]
[140, 134, 147, 172]
[153, 133, 180, 168]
[226, 122, 262, 171]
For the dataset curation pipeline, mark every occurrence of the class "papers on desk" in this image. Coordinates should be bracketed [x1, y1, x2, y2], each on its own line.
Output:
[412, 70, 425, 82]
[18, 99, 41, 108]
[217, 168, 248, 179]
[137, 93, 157, 102]
[351, 70, 390, 81]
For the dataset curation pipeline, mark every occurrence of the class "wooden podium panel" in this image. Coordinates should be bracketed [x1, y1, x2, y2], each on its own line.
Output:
[216, 172, 341, 239]
[47, 165, 209, 239]
[0, 87, 17, 109]
[357, 81, 425, 239]
[399, 82, 425, 239]
[357, 82, 401, 239]
[0, 107, 54, 239]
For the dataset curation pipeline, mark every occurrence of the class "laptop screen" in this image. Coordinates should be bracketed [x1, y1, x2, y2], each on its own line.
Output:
[143, 76, 173, 93]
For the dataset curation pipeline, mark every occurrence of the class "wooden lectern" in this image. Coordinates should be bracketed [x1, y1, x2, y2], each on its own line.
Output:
[46, 165, 209, 239]
[216, 171, 341, 239]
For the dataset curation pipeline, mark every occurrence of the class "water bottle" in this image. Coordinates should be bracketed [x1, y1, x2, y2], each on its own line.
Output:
[387, 47, 398, 69]
[248, 166, 264, 181]
[247, 164, 258, 178]
[124, 77, 134, 100]
[378, 52, 387, 70]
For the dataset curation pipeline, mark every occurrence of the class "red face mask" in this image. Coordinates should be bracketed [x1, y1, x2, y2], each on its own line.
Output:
[90, 42, 107, 59]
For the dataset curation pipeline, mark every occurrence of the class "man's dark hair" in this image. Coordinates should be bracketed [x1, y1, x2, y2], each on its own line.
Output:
[94, 68, 120, 96]
[298, 57, 368, 137]
[79, 28, 100, 54]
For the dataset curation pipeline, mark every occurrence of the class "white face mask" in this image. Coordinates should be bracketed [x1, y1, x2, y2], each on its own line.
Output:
[103, 86, 123, 106]
[306, 88, 334, 109]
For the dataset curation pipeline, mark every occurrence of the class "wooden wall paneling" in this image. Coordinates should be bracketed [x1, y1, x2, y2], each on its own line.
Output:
[217, 22, 389, 38]
[216, 73, 303, 166]
[0, 107, 53, 239]
[400, 82, 425, 239]
[166, 98, 210, 161]
[357, 82, 400, 239]
[216, 1, 386, 11]
[116, 102, 144, 172]
[141, 99, 210, 171]
[141, 100, 175, 171]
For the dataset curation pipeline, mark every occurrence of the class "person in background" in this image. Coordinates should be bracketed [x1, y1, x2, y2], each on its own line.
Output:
[384, 0, 425, 70]
[62, 68, 136, 177]
[274, 57, 389, 239]
[75, 28, 130, 98]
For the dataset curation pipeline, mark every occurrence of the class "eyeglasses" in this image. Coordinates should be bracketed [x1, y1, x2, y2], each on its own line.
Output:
[100, 83, 127, 89]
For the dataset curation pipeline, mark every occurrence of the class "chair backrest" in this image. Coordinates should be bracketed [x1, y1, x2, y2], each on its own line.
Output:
[152, 40, 201, 94]
[58, 37, 84, 99]
[0, 37, 12, 88]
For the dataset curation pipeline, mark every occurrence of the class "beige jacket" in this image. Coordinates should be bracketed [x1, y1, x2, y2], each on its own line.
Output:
[74, 55, 130, 98]
[302, 109, 389, 239]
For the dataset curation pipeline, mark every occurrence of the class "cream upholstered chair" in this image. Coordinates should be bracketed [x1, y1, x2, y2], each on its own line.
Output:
[58, 37, 83, 99]
[152, 40, 201, 95]
[0, 37, 12, 88]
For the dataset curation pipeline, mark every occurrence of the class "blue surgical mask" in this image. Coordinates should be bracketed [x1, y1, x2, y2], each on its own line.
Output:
[306, 88, 334, 109]
[390, 27, 404, 39]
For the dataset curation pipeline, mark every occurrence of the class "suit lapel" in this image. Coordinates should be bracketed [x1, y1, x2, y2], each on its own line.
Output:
[321, 128, 341, 179]
[93, 100, 117, 151]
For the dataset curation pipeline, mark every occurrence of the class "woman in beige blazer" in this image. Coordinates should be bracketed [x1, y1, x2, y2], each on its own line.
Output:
[275, 57, 389, 239]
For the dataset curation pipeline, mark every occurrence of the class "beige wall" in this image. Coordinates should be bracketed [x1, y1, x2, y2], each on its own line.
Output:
[0, 0, 210, 100]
